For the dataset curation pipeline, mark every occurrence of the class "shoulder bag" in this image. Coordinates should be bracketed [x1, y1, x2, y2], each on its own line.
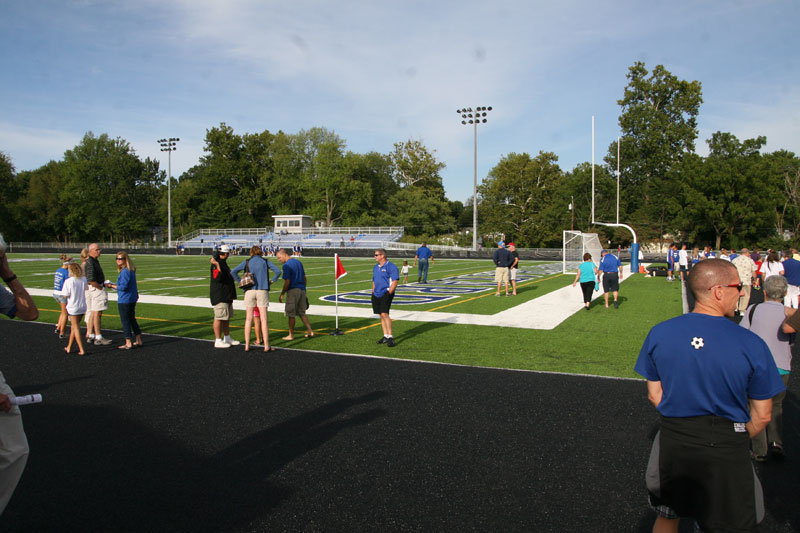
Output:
[238, 259, 255, 290]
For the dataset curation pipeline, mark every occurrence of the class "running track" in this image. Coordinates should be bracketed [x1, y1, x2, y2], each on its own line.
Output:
[1, 319, 798, 532]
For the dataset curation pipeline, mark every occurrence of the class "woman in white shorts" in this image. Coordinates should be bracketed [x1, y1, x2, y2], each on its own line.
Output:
[231, 246, 281, 352]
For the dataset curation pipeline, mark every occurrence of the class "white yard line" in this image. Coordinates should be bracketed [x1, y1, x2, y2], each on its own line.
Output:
[29, 265, 637, 330]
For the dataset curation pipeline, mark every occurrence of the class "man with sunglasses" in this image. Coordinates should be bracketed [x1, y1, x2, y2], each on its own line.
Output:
[372, 249, 399, 347]
[634, 259, 785, 532]
[85, 243, 113, 345]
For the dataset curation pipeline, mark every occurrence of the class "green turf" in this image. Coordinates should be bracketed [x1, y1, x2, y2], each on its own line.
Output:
[10, 253, 570, 315]
[27, 266, 682, 379]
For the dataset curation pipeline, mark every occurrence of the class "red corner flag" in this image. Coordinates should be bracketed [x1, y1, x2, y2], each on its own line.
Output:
[335, 254, 347, 280]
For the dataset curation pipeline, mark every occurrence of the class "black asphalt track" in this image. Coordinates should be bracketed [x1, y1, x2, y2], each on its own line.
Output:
[1, 319, 798, 532]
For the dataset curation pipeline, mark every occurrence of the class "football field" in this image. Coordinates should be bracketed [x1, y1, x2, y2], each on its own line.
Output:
[9, 252, 683, 378]
[11, 252, 570, 315]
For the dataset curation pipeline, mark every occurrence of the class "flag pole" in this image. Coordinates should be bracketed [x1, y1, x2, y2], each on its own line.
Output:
[331, 253, 344, 335]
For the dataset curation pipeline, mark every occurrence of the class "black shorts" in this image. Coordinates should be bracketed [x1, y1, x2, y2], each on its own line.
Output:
[646, 415, 763, 530]
[371, 291, 394, 315]
[602, 272, 619, 292]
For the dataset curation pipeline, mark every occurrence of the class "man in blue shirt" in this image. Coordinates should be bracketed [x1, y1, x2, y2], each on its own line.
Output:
[635, 259, 784, 532]
[781, 249, 800, 308]
[598, 249, 623, 308]
[372, 248, 399, 347]
[276, 248, 314, 340]
[414, 242, 434, 283]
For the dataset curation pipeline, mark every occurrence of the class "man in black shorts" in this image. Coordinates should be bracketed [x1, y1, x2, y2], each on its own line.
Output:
[634, 259, 784, 531]
[372, 249, 399, 347]
[598, 249, 622, 308]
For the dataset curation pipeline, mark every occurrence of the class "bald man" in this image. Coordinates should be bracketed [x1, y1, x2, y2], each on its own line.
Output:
[634, 259, 785, 532]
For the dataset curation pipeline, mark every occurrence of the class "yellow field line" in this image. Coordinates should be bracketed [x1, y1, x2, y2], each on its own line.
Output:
[425, 273, 567, 312]
[345, 322, 382, 334]
[34, 307, 296, 332]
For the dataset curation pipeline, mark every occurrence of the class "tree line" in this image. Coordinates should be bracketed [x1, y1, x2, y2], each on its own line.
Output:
[1, 61, 798, 249]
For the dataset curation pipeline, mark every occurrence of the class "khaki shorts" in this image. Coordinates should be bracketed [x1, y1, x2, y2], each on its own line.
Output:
[213, 302, 233, 321]
[86, 286, 108, 312]
[510, 268, 518, 281]
[495, 267, 510, 283]
[284, 288, 308, 318]
[244, 289, 269, 308]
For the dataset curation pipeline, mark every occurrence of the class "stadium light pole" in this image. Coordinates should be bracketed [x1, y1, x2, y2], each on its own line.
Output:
[457, 106, 492, 251]
[158, 137, 180, 247]
[569, 195, 574, 231]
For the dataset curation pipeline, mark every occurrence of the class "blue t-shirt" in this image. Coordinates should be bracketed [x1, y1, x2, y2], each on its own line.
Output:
[373, 261, 399, 297]
[634, 313, 786, 422]
[578, 261, 596, 282]
[53, 267, 69, 292]
[282, 258, 306, 291]
[599, 254, 621, 273]
[781, 258, 800, 285]
[416, 246, 433, 260]
[667, 249, 679, 265]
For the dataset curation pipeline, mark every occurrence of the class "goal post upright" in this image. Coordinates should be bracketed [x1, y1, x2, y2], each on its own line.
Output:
[590, 115, 640, 273]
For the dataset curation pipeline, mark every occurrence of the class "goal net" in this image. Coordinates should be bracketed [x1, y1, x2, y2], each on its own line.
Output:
[563, 231, 603, 274]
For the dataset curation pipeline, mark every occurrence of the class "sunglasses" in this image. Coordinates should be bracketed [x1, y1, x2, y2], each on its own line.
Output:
[116, 257, 125, 261]
[708, 282, 743, 291]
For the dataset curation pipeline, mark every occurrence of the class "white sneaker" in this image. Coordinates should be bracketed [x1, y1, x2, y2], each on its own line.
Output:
[225, 338, 241, 346]
[214, 339, 231, 348]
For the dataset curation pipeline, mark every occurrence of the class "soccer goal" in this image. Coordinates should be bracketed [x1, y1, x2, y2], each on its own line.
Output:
[563, 231, 603, 274]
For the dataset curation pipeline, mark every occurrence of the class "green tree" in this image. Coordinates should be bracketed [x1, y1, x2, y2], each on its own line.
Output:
[17, 161, 70, 241]
[389, 139, 446, 196]
[608, 62, 703, 238]
[0, 151, 21, 239]
[386, 187, 455, 235]
[61, 132, 160, 241]
[478, 151, 563, 246]
[680, 132, 769, 248]
[763, 150, 800, 241]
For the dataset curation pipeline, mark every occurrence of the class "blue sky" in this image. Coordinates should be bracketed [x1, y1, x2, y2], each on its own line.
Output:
[1, 0, 798, 203]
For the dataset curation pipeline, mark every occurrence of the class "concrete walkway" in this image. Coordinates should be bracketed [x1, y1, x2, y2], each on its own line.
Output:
[29, 265, 635, 330]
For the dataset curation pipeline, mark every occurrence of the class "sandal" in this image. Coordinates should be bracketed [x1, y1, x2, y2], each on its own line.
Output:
[264, 346, 277, 352]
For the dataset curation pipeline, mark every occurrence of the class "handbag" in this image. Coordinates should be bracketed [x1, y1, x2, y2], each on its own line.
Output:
[238, 259, 255, 290]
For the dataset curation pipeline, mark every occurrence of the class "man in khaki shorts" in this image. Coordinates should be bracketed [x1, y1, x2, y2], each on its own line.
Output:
[276, 248, 314, 340]
[492, 241, 514, 296]
[209, 245, 240, 348]
[85, 243, 113, 345]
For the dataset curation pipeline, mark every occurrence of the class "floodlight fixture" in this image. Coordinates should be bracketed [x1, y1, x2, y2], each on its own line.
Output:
[455, 105, 493, 251]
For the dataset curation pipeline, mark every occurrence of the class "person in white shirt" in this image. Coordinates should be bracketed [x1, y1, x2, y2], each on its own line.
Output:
[60, 262, 88, 356]
[678, 244, 689, 282]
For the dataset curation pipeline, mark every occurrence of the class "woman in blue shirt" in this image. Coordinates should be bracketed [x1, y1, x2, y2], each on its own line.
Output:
[52, 254, 72, 338]
[232, 246, 282, 352]
[571, 252, 598, 310]
[110, 251, 142, 349]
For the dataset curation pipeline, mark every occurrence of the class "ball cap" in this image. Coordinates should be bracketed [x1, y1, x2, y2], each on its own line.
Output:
[219, 245, 231, 253]
[508, 242, 515, 247]
[497, 241, 505, 247]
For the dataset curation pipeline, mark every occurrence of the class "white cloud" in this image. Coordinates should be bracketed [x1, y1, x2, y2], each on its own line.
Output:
[0, 122, 81, 170]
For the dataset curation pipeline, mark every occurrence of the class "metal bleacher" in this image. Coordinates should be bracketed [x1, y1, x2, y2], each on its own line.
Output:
[177, 226, 404, 250]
